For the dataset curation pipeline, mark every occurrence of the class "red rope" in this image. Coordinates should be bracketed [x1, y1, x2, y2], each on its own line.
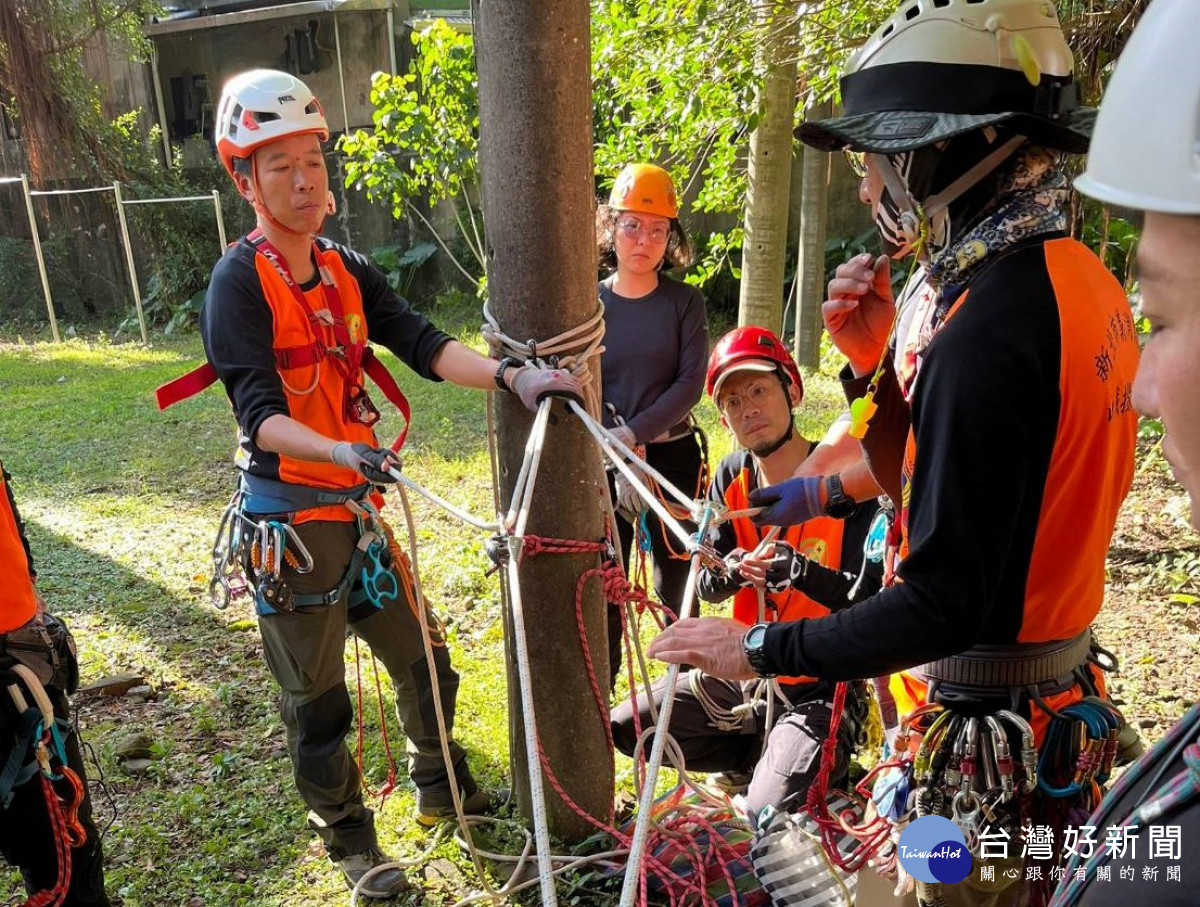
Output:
[513, 530, 757, 906]
[520, 534, 607, 559]
[799, 682, 892, 872]
[22, 763, 84, 907]
[353, 637, 399, 806]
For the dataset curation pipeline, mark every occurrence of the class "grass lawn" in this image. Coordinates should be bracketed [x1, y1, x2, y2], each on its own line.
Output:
[0, 313, 1196, 906]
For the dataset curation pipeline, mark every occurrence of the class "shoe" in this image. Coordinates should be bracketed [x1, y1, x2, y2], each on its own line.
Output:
[336, 848, 412, 899]
[710, 770, 754, 796]
[415, 787, 508, 827]
[1116, 721, 1146, 766]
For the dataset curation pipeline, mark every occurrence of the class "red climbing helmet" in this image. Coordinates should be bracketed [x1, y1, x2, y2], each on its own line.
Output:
[706, 326, 803, 402]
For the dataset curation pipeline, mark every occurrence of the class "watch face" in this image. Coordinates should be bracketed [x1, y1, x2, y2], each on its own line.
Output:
[743, 623, 774, 677]
[745, 623, 768, 649]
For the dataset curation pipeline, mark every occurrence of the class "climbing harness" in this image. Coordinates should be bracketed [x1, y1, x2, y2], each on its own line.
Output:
[1, 662, 87, 907]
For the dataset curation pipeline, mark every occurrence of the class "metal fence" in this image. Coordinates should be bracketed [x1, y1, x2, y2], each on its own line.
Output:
[0, 175, 229, 343]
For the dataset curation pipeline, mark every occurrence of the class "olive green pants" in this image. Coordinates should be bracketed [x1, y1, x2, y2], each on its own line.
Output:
[256, 519, 476, 858]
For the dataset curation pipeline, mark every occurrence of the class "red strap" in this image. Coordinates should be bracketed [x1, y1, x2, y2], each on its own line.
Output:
[274, 343, 327, 370]
[363, 349, 411, 451]
[155, 362, 218, 410]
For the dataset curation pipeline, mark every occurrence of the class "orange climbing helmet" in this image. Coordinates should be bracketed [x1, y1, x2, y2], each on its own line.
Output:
[215, 69, 329, 178]
[706, 326, 803, 402]
[608, 163, 678, 219]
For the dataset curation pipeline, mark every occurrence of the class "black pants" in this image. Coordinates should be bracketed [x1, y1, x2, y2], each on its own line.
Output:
[0, 678, 111, 906]
[609, 433, 704, 685]
[255, 519, 474, 858]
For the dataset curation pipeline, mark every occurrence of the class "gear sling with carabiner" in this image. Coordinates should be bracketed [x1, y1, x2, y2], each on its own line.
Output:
[155, 229, 415, 617]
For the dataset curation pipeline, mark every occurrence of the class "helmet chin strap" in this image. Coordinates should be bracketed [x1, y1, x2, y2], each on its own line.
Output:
[870, 134, 1026, 264]
[250, 155, 327, 240]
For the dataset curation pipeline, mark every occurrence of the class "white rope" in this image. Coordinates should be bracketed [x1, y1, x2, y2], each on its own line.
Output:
[481, 300, 606, 416]
[579, 407, 698, 514]
[570, 401, 697, 551]
[28, 186, 116, 196]
[389, 485, 501, 898]
[617, 513, 710, 907]
[386, 466, 499, 532]
[497, 397, 561, 907]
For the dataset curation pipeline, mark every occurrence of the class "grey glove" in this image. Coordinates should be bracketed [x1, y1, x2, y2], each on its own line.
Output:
[507, 365, 584, 411]
[614, 471, 644, 522]
[330, 441, 399, 484]
[763, 541, 810, 594]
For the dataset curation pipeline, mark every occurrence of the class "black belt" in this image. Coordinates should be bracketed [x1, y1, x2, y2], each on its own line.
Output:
[919, 629, 1092, 691]
[240, 473, 371, 515]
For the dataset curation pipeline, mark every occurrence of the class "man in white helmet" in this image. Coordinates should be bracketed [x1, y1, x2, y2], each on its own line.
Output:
[1052, 2, 1200, 904]
[649, 1, 1140, 901]
[165, 69, 580, 898]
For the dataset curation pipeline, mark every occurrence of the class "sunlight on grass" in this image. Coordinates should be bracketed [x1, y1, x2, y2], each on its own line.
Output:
[0, 327, 855, 906]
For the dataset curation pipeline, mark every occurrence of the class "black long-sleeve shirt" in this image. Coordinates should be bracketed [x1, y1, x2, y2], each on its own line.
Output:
[599, 274, 707, 441]
[760, 237, 1139, 680]
[200, 236, 453, 480]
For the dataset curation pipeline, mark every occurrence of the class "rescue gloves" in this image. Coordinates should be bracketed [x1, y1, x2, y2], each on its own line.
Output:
[763, 541, 810, 594]
[749, 475, 822, 527]
[507, 364, 585, 411]
[330, 442, 399, 484]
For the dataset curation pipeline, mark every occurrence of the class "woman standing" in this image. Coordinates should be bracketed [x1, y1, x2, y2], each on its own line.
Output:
[597, 163, 708, 682]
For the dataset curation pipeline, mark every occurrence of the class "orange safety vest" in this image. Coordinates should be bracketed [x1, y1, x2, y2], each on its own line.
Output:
[722, 465, 845, 686]
[887, 239, 1137, 741]
[0, 469, 38, 634]
[156, 231, 412, 522]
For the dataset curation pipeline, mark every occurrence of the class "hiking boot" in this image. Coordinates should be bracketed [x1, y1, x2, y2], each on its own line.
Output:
[710, 770, 754, 797]
[415, 787, 508, 827]
[336, 848, 412, 899]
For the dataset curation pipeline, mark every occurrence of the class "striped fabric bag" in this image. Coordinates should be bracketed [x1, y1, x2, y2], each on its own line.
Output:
[749, 801, 859, 907]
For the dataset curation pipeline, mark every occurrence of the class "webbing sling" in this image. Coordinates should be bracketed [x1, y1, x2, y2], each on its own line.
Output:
[0, 705, 46, 808]
[156, 352, 411, 451]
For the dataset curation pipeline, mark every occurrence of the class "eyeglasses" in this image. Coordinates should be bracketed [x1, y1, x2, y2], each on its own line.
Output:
[843, 149, 868, 178]
[718, 379, 777, 416]
[615, 217, 670, 244]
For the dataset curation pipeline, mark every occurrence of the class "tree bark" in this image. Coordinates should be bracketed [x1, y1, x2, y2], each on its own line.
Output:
[737, 0, 800, 333]
[794, 100, 831, 369]
[472, 0, 613, 841]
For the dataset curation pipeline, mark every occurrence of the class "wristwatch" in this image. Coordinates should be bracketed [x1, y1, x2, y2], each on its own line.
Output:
[823, 474, 856, 519]
[494, 356, 521, 392]
[742, 622, 776, 678]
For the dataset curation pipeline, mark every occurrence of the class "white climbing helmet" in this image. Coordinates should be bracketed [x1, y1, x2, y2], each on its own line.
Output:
[1075, 0, 1200, 215]
[215, 69, 329, 178]
[797, 0, 1092, 154]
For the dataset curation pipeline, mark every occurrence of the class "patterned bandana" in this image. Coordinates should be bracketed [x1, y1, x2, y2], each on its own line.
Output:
[927, 144, 1070, 298]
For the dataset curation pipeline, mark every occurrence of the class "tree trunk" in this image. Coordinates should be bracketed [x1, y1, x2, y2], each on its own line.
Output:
[472, 0, 613, 841]
[793, 100, 831, 369]
[737, 0, 800, 333]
